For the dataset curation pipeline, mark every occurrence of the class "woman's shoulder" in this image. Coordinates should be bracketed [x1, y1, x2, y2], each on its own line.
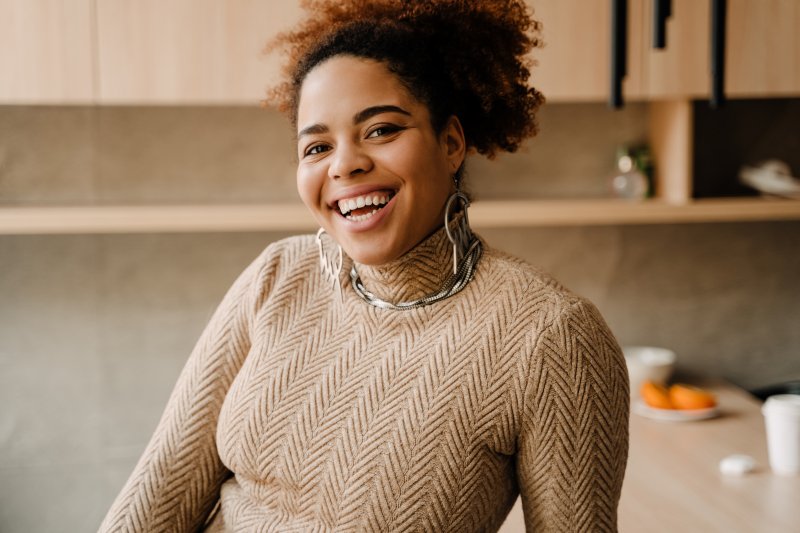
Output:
[478, 242, 623, 369]
[476, 240, 617, 342]
[479, 241, 584, 310]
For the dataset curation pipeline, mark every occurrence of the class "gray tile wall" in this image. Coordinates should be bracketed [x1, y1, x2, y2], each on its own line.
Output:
[1, 104, 798, 532]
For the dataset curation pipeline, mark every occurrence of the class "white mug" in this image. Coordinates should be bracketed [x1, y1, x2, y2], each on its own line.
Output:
[623, 346, 676, 399]
[762, 394, 800, 475]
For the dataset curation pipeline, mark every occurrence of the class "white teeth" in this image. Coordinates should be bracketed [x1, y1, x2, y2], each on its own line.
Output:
[337, 192, 392, 215]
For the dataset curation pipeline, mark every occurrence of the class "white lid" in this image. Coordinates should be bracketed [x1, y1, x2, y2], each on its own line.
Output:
[719, 454, 757, 476]
[762, 394, 800, 417]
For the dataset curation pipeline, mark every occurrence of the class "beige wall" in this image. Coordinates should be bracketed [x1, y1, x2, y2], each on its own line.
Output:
[1, 103, 798, 531]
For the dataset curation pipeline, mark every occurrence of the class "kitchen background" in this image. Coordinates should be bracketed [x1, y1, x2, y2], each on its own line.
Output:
[1, 0, 799, 531]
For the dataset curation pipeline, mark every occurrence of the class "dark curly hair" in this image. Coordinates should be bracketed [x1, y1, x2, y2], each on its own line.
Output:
[265, 0, 545, 159]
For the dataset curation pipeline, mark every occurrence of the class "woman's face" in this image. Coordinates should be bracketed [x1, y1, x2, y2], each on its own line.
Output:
[296, 55, 465, 266]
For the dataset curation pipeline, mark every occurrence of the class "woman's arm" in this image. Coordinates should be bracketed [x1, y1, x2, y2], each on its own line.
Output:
[99, 248, 271, 533]
[516, 298, 630, 532]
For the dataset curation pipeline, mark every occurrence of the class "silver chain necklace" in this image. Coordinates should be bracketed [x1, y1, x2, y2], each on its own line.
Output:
[349, 236, 483, 311]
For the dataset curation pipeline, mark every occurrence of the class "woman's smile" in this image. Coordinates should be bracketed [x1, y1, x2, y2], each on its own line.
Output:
[335, 190, 393, 221]
[295, 55, 465, 266]
[329, 184, 396, 223]
[332, 188, 398, 233]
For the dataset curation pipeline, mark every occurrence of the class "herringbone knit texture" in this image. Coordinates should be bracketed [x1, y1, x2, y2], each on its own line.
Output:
[99, 223, 629, 532]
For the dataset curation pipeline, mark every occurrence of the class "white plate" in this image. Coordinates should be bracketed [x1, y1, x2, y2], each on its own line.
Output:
[632, 399, 720, 422]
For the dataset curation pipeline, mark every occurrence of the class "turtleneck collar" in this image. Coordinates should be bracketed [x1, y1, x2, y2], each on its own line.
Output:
[351, 213, 466, 304]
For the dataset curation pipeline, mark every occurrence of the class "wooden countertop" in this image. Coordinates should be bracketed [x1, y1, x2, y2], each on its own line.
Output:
[499, 381, 800, 532]
[619, 380, 800, 532]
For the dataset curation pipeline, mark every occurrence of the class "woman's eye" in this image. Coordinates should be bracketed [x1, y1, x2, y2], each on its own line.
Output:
[367, 125, 402, 138]
[304, 144, 330, 157]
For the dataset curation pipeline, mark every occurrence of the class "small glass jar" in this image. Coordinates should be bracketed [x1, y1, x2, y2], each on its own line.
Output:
[611, 152, 648, 200]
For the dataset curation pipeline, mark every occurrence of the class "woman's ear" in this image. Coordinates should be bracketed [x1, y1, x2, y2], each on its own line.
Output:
[441, 116, 466, 175]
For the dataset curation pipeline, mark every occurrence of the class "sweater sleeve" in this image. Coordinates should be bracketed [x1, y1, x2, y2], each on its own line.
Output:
[516, 298, 630, 532]
[99, 247, 272, 533]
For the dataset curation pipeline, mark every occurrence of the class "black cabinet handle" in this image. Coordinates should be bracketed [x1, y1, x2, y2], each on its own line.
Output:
[653, 0, 672, 49]
[711, 0, 727, 107]
[610, 0, 628, 108]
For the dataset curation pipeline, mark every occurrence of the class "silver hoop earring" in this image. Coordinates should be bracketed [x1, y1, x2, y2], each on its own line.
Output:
[444, 190, 473, 275]
[316, 228, 343, 300]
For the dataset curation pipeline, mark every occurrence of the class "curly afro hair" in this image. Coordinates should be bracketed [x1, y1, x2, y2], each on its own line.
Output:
[266, 0, 545, 159]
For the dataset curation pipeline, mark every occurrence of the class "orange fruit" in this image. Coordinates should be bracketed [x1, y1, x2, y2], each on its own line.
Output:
[668, 384, 717, 410]
[640, 380, 674, 409]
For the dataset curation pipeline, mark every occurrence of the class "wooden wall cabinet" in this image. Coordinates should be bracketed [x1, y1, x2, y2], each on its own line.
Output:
[641, 0, 710, 99]
[0, 0, 303, 105]
[527, 0, 648, 102]
[1, 0, 798, 104]
[95, 0, 303, 104]
[643, 0, 800, 99]
[0, 0, 94, 104]
[725, 0, 800, 97]
[533, 0, 800, 102]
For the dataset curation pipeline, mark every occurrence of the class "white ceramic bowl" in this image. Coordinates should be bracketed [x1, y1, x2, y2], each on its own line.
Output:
[623, 346, 677, 398]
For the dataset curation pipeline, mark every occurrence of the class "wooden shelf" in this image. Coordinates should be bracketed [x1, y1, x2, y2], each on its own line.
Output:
[0, 204, 317, 234]
[1, 198, 799, 235]
[473, 197, 800, 226]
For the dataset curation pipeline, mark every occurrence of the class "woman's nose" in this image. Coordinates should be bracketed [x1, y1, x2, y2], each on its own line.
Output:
[328, 142, 373, 179]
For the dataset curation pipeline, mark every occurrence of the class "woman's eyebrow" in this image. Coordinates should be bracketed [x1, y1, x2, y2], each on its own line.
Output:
[298, 123, 329, 138]
[353, 105, 411, 125]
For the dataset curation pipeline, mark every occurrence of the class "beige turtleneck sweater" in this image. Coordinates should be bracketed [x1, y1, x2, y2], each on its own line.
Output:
[99, 223, 629, 532]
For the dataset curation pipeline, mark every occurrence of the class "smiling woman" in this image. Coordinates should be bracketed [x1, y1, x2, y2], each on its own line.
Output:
[99, 1, 629, 532]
